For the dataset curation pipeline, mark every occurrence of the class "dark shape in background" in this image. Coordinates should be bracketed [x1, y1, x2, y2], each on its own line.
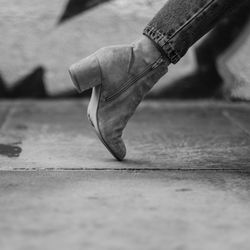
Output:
[0, 66, 91, 99]
[52, 89, 92, 99]
[0, 74, 7, 98]
[0, 144, 22, 158]
[59, 0, 112, 23]
[148, 68, 223, 100]
[9, 67, 48, 98]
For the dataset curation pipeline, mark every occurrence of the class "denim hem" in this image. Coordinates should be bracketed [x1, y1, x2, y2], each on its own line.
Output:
[143, 25, 181, 64]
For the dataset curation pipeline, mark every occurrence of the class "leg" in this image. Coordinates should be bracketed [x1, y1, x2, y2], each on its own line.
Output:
[69, 0, 248, 160]
[143, 0, 248, 64]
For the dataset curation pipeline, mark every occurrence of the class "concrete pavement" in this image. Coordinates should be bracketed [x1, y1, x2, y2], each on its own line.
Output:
[1, 171, 250, 250]
[0, 100, 250, 250]
[0, 100, 250, 170]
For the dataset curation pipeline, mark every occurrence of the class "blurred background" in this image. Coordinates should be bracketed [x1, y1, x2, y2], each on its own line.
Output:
[0, 0, 249, 100]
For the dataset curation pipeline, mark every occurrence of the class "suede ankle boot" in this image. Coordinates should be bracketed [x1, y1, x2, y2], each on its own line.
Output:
[69, 37, 170, 160]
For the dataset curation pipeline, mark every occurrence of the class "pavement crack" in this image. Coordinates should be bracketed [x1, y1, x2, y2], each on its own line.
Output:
[0, 106, 12, 130]
[2, 168, 250, 172]
[222, 110, 250, 137]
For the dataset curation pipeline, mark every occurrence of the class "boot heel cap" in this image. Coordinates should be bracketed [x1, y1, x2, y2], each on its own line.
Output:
[69, 55, 101, 93]
[69, 67, 82, 93]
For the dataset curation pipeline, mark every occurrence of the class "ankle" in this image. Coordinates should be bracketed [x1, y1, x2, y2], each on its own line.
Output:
[133, 36, 170, 65]
[140, 36, 161, 56]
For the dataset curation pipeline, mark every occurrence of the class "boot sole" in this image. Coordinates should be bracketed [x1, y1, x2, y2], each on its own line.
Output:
[88, 85, 124, 161]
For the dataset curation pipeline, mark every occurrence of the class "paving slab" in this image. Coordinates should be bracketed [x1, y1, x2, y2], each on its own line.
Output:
[0, 100, 249, 170]
[0, 100, 250, 250]
[0, 170, 250, 250]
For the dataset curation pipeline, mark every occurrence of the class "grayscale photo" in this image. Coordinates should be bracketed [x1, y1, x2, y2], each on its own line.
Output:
[0, 0, 250, 249]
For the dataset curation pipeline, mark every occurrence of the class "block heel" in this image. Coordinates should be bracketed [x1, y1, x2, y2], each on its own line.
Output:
[69, 54, 101, 93]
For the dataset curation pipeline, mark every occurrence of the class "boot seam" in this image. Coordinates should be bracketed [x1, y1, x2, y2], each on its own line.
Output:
[104, 56, 165, 102]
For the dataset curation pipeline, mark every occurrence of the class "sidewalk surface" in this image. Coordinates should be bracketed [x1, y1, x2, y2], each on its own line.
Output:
[0, 100, 250, 250]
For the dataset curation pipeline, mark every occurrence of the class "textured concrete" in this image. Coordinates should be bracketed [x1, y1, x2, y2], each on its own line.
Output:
[0, 100, 249, 170]
[0, 100, 250, 250]
[0, 171, 250, 250]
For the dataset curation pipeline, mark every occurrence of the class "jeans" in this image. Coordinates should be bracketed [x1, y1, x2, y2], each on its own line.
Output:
[143, 0, 249, 64]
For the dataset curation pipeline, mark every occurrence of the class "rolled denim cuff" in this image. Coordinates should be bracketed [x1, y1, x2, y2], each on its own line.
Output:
[143, 25, 181, 64]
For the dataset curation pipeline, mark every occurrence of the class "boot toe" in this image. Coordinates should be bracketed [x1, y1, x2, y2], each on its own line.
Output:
[102, 135, 126, 161]
[113, 141, 126, 161]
